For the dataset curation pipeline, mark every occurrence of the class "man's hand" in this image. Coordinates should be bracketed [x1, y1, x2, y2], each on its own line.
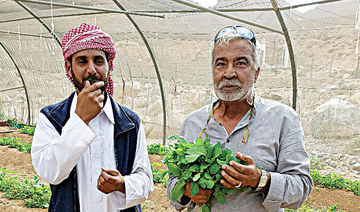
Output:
[75, 81, 105, 125]
[183, 182, 213, 204]
[97, 168, 125, 194]
[220, 152, 261, 189]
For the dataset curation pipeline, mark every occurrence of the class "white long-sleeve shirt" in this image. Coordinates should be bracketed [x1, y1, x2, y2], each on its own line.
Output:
[31, 94, 153, 211]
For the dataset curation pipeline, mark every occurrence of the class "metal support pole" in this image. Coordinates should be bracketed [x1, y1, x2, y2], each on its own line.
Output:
[270, 0, 297, 110]
[0, 41, 31, 125]
[0, 30, 53, 38]
[15, 1, 62, 46]
[137, 0, 341, 13]
[16, 0, 164, 18]
[0, 11, 109, 24]
[112, 0, 167, 145]
[0, 86, 25, 92]
[171, 0, 283, 34]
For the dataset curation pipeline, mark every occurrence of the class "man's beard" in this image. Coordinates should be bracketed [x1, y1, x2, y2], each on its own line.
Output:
[214, 79, 253, 102]
[71, 71, 107, 93]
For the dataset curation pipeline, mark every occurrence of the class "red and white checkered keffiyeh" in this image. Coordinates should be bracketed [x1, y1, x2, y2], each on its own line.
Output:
[61, 23, 116, 96]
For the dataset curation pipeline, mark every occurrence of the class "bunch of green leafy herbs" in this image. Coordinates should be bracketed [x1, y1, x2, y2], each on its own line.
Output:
[164, 135, 247, 212]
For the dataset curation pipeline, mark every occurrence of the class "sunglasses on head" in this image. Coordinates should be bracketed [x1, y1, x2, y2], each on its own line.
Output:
[214, 26, 256, 46]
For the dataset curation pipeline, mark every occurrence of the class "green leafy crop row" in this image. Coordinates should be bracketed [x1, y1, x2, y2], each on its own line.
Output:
[0, 168, 50, 208]
[310, 169, 360, 196]
[147, 143, 169, 156]
[19, 126, 35, 136]
[285, 204, 348, 212]
[0, 135, 31, 153]
[164, 135, 248, 212]
[151, 162, 168, 187]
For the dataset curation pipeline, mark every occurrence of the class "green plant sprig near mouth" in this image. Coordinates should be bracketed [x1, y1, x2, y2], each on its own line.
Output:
[86, 74, 107, 92]
[164, 135, 248, 212]
[86, 74, 100, 84]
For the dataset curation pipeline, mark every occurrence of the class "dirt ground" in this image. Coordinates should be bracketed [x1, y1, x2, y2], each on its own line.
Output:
[0, 127, 359, 212]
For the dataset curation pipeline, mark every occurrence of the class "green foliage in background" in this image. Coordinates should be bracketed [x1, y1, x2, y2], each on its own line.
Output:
[164, 135, 248, 212]
[310, 170, 360, 196]
[147, 143, 169, 156]
[0, 168, 50, 208]
[151, 162, 168, 187]
[19, 126, 35, 136]
[285, 204, 347, 212]
[0, 135, 31, 152]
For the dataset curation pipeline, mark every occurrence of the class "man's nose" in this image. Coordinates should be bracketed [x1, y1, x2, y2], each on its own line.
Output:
[224, 64, 236, 79]
[85, 61, 96, 75]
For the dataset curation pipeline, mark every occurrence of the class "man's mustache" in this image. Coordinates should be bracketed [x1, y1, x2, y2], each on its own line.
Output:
[218, 79, 242, 89]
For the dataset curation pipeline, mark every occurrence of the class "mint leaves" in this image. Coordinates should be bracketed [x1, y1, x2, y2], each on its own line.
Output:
[164, 135, 247, 212]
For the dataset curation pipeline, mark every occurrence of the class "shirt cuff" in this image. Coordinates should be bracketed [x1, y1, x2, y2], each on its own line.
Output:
[262, 172, 284, 210]
[62, 112, 96, 145]
[111, 175, 149, 210]
[111, 191, 126, 210]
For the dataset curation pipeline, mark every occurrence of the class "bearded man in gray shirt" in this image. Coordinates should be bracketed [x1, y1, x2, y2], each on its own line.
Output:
[167, 26, 313, 211]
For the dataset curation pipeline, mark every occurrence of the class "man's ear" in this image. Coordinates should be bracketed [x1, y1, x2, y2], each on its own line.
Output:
[65, 60, 72, 77]
[254, 67, 260, 83]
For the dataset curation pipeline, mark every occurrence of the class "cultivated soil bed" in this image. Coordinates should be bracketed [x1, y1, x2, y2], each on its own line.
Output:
[0, 127, 359, 211]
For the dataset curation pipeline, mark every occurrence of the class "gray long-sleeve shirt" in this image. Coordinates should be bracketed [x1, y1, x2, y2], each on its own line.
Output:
[167, 95, 313, 212]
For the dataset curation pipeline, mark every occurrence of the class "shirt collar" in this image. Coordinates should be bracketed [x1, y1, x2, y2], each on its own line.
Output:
[70, 92, 115, 125]
[103, 93, 115, 124]
[209, 94, 260, 125]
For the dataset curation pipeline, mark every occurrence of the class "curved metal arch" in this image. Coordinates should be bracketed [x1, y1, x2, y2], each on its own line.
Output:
[15, 1, 62, 46]
[270, 0, 297, 110]
[0, 41, 31, 125]
[172, 0, 283, 34]
[112, 0, 168, 145]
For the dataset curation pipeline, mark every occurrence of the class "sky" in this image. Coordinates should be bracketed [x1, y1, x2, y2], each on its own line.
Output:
[191, 0, 318, 13]
[284, 0, 318, 13]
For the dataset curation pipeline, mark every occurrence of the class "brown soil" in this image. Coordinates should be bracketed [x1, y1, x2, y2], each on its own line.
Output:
[149, 154, 167, 170]
[0, 128, 359, 212]
[0, 192, 46, 212]
[306, 187, 360, 212]
[0, 146, 36, 177]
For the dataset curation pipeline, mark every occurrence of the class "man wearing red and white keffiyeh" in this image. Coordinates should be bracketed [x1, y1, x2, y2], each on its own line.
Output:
[62, 23, 116, 96]
[31, 23, 153, 212]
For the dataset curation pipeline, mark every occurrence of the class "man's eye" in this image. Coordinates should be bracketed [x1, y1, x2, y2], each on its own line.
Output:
[237, 61, 248, 66]
[96, 60, 104, 64]
[216, 62, 225, 67]
[77, 60, 86, 64]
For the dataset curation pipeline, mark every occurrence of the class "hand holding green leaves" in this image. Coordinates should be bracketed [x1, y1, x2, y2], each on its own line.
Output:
[220, 152, 264, 189]
[184, 181, 213, 204]
[164, 135, 248, 212]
